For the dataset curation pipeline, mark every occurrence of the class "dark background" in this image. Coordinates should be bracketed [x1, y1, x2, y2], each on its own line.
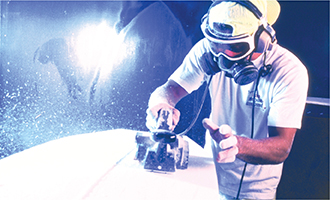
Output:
[0, 1, 329, 199]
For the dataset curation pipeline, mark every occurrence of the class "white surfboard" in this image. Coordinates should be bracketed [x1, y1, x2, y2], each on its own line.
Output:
[0, 129, 219, 200]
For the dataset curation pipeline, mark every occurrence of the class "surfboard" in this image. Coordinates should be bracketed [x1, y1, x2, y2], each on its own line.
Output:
[0, 129, 219, 200]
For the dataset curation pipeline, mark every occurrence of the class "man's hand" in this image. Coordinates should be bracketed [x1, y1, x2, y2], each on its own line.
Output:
[203, 118, 238, 163]
[146, 103, 180, 131]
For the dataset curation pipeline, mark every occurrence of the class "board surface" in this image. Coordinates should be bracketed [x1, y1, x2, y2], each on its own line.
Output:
[0, 129, 219, 200]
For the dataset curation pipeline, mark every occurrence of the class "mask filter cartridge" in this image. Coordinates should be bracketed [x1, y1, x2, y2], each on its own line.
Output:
[216, 55, 259, 85]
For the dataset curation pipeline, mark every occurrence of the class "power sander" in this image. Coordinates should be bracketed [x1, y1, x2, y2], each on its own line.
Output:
[135, 108, 189, 172]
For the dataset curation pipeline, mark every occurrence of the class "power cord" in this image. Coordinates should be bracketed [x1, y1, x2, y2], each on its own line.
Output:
[236, 52, 269, 199]
[236, 69, 262, 199]
[178, 75, 213, 136]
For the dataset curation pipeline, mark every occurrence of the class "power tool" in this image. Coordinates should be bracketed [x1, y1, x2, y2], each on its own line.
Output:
[135, 108, 189, 172]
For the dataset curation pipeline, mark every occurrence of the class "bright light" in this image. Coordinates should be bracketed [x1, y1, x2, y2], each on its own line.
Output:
[75, 21, 127, 75]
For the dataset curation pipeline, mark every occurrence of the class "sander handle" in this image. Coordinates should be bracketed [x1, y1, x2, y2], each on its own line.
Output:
[156, 107, 173, 131]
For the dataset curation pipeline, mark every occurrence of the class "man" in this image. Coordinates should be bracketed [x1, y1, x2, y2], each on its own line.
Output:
[146, 0, 308, 199]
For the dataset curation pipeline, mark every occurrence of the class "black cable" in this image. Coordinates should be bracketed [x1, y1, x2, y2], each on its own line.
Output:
[235, 48, 271, 199]
[178, 75, 213, 136]
[236, 68, 263, 199]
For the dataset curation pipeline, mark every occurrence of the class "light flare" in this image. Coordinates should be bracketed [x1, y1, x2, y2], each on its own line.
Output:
[75, 21, 129, 75]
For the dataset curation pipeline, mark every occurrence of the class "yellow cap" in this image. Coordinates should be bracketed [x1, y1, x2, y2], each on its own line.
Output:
[207, 0, 280, 37]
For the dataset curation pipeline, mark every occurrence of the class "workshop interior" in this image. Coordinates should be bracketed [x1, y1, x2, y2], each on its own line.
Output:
[0, 1, 329, 199]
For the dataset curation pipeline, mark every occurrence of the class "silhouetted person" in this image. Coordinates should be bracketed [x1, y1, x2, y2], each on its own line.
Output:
[34, 38, 82, 99]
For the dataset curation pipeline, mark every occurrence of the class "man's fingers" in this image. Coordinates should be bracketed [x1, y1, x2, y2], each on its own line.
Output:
[217, 146, 239, 163]
[172, 108, 180, 126]
[202, 118, 221, 143]
[146, 111, 157, 131]
[219, 124, 232, 135]
[202, 118, 219, 132]
[203, 119, 239, 163]
[146, 103, 180, 131]
[219, 135, 238, 150]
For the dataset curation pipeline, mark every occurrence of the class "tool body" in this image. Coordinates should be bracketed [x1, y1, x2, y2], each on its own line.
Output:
[135, 108, 189, 172]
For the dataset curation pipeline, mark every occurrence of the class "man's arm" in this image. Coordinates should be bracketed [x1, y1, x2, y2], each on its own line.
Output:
[203, 119, 297, 164]
[148, 79, 188, 108]
[146, 80, 188, 131]
[236, 127, 296, 164]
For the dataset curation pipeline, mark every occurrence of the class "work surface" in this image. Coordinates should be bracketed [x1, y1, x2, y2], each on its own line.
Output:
[0, 129, 219, 200]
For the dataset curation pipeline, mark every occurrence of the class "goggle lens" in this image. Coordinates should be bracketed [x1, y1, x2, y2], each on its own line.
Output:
[209, 41, 251, 59]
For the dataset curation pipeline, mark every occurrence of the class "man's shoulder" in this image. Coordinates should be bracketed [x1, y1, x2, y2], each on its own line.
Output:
[266, 44, 308, 89]
[190, 38, 209, 53]
[269, 44, 307, 73]
[271, 44, 303, 64]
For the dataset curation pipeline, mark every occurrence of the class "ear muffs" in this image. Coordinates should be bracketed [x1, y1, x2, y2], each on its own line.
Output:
[253, 26, 275, 54]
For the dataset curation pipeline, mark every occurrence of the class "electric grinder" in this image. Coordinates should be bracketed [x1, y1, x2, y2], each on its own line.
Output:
[135, 108, 189, 172]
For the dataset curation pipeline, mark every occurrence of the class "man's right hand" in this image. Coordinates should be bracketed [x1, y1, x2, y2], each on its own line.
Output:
[146, 103, 180, 132]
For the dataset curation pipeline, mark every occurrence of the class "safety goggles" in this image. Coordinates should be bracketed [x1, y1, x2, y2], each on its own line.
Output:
[201, 15, 256, 61]
[206, 32, 256, 61]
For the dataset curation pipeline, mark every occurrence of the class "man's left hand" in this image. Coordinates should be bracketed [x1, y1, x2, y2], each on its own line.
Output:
[203, 118, 238, 163]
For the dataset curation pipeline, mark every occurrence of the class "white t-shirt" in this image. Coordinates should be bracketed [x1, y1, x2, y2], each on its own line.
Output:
[169, 38, 309, 199]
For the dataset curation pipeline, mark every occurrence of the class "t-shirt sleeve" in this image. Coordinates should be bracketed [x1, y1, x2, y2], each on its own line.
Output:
[268, 55, 309, 129]
[169, 38, 212, 94]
